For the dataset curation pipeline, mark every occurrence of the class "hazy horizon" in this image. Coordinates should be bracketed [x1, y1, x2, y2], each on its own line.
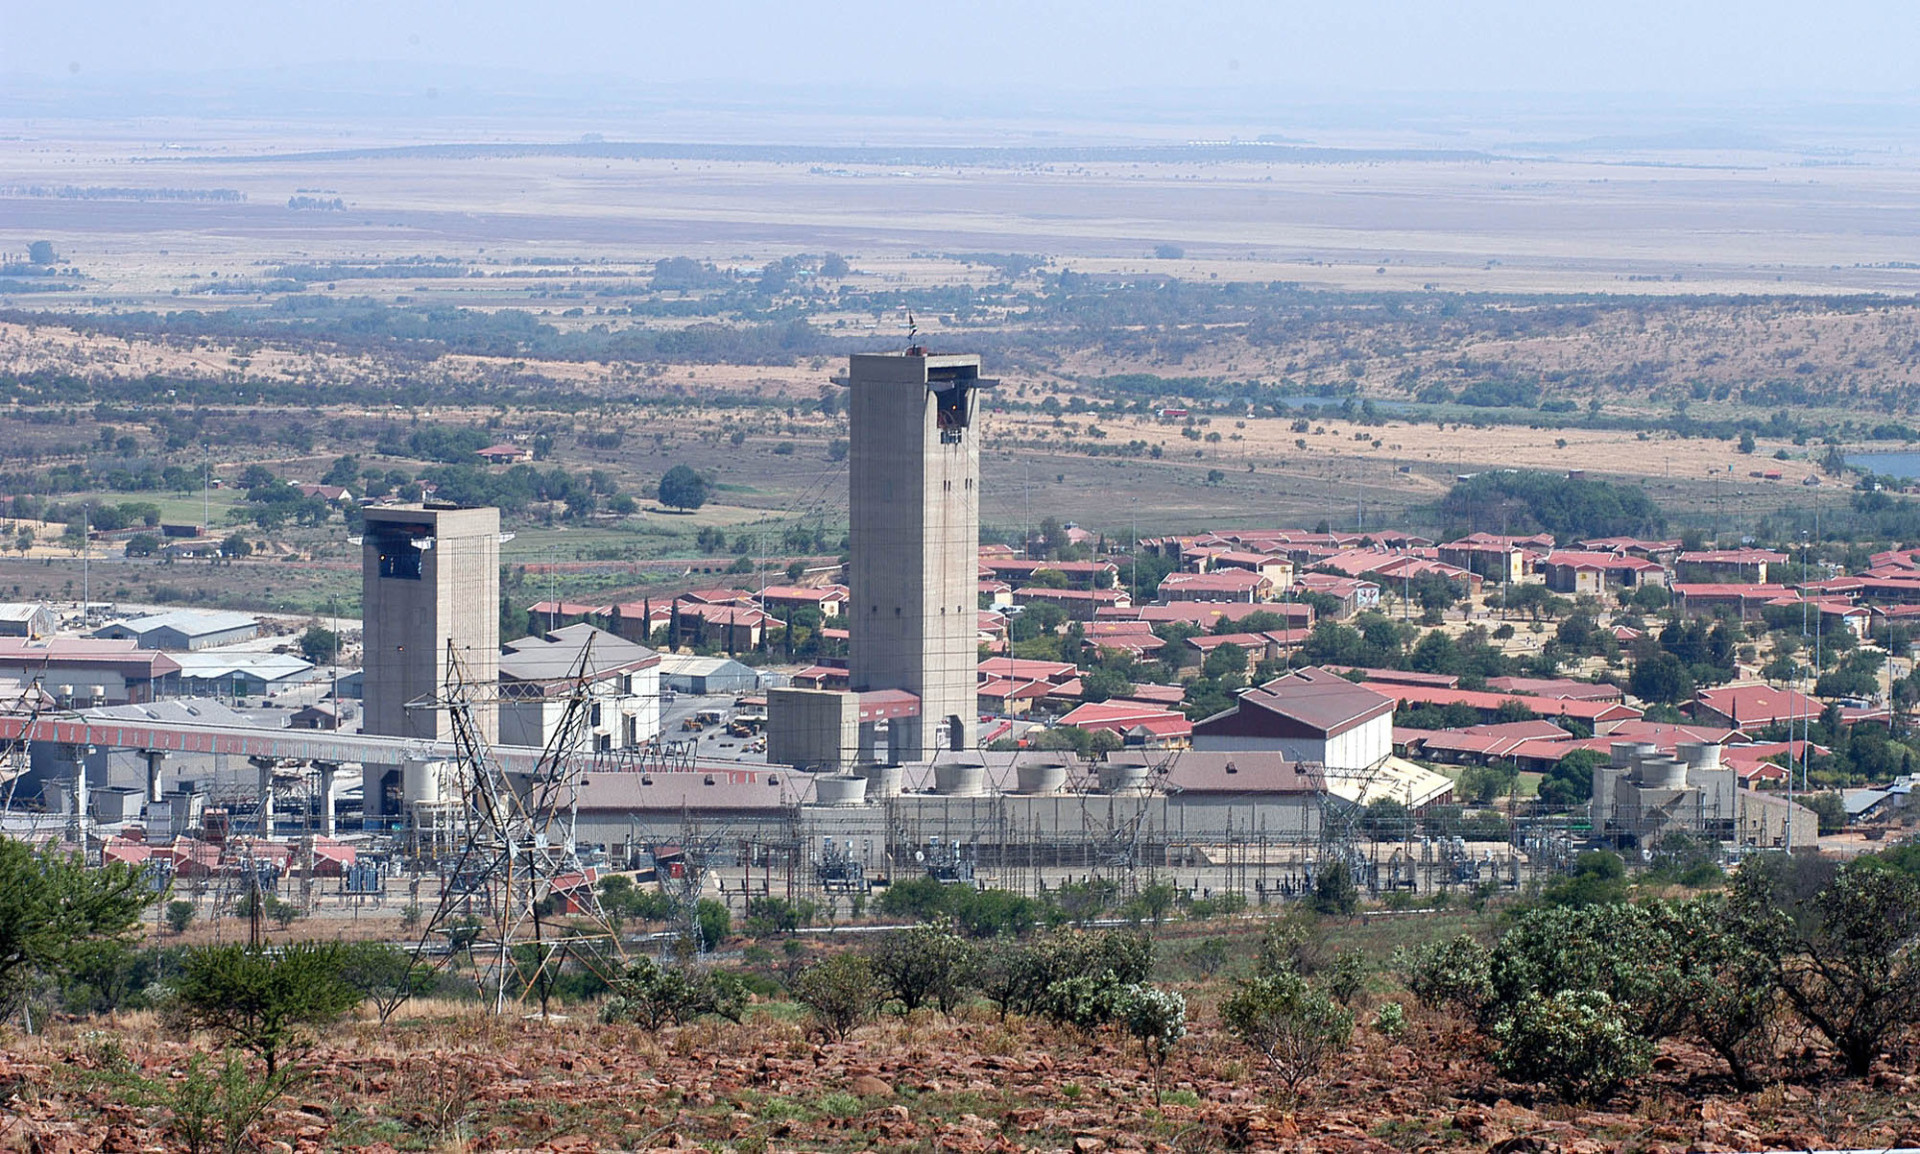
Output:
[8, 1, 1920, 142]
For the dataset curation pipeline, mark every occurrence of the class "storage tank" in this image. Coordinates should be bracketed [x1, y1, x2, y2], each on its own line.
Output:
[1610, 741, 1657, 768]
[1015, 759, 1069, 795]
[812, 774, 869, 806]
[932, 759, 987, 797]
[402, 757, 450, 806]
[1097, 762, 1152, 794]
[1634, 755, 1689, 790]
[858, 762, 903, 799]
[1676, 742, 1722, 772]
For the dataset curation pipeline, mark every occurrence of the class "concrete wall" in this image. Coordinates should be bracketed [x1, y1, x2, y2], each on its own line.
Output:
[362, 505, 499, 744]
[847, 353, 980, 760]
[767, 687, 860, 768]
[573, 789, 1322, 860]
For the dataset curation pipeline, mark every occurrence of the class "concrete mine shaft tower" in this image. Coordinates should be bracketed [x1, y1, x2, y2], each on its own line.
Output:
[847, 350, 989, 761]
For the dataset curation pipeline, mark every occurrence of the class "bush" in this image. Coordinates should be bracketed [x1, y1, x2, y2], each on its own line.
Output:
[1323, 948, 1368, 1006]
[1373, 1001, 1407, 1038]
[1397, 934, 1493, 1015]
[970, 928, 1151, 1019]
[165, 901, 196, 935]
[1490, 990, 1652, 1102]
[1220, 970, 1355, 1099]
[168, 943, 362, 1074]
[793, 953, 881, 1041]
[105, 1048, 296, 1154]
[867, 925, 973, 1014]
[1186, 892, 1248, 921]
[1541, 850, 1629, 908]
[1115, 983, 1186, 1104]
[1311, 860, 1360, 916]
[600, 955, 746, 1029]
[1488, 903, 1694, 1040]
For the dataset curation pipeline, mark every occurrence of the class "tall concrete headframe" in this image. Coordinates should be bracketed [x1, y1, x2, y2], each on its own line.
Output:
[847, 350, 989, 760]
[362, 504, 501, 744]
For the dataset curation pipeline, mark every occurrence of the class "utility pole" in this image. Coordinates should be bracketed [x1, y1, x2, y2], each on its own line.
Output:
[80, 503, 89, 625]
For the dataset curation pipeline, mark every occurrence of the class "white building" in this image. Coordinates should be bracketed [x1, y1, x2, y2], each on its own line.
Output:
[1190, 666, 1394, 772]
[498, 623, 661, 752]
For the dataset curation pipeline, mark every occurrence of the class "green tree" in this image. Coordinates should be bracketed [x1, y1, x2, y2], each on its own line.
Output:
[0, 842, 150, 1008]
[27, 241, 55, 265]
[1220, 969, 1355, 1099]
[1733, 854, 1920, 1076]
[168, 943, 362, 1074]
[694, 899, 730, 952]
[297, 625, 339, 665]
[657, 464, 710, 511]
[1628, 651, 1694, 705]
[793, 952, 882, 1041]
[219, 533, 252, 560]
[164, 900, 196, 936]
[867, 925, 974, 1014]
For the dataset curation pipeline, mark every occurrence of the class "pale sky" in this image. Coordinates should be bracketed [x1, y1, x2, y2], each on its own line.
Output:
[6, 0, 1919, 99]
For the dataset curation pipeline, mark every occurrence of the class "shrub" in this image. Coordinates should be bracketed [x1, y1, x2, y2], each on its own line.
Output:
[1373, 1001, 1407, 1038]
[106, 1049, 295, 1154]
[1220, 970, 1355, 1099]
[1397, 934, 1492, 1015]
[1488, 903, 1694, 1041]
[1490, 990, 1652, 1102]
[168, 943, 362, 1074]
[1323, 948, 1368, 1006]
[867, 925, 973, 1014]
[1115, 983, 1186, 1104]
[1311, 860, 1360, 916]
[793, 952, 881, 1041]
[601, 955, 746, 1029]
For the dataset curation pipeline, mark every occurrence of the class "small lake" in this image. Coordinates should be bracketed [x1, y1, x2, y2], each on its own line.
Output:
[1852, 451, 1920, 479]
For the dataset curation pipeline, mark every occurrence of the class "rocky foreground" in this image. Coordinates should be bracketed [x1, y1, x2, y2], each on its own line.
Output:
[5, 1001, 1920, 1153]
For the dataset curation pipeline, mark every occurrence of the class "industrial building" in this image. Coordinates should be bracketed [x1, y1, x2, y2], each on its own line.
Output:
[0, 603, 55, 639]
[1590, 740, 1816, 849]
[1192, 668, 1396, 771]
[361, 504, 501, 745]
[94, 609, 260, 651]
[498, 623, 661, 751]
[171, 652, 319, 698]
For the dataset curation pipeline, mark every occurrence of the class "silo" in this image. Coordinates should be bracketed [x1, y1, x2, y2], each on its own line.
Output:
[1610, 741, 1656, 768]
[812, 775, 870, 806]
[1015, 758, 1070, 795]
[858, 762, 903, 799]
[1676, 742, 1722, 772]
[933, 759, 987, 797]
[1634, 756, 1689, 790]
[1097, 762, 1152, 794]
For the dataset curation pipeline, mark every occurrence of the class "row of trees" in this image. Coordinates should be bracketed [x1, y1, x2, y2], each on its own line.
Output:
[1405, 849, 1920, 1099]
